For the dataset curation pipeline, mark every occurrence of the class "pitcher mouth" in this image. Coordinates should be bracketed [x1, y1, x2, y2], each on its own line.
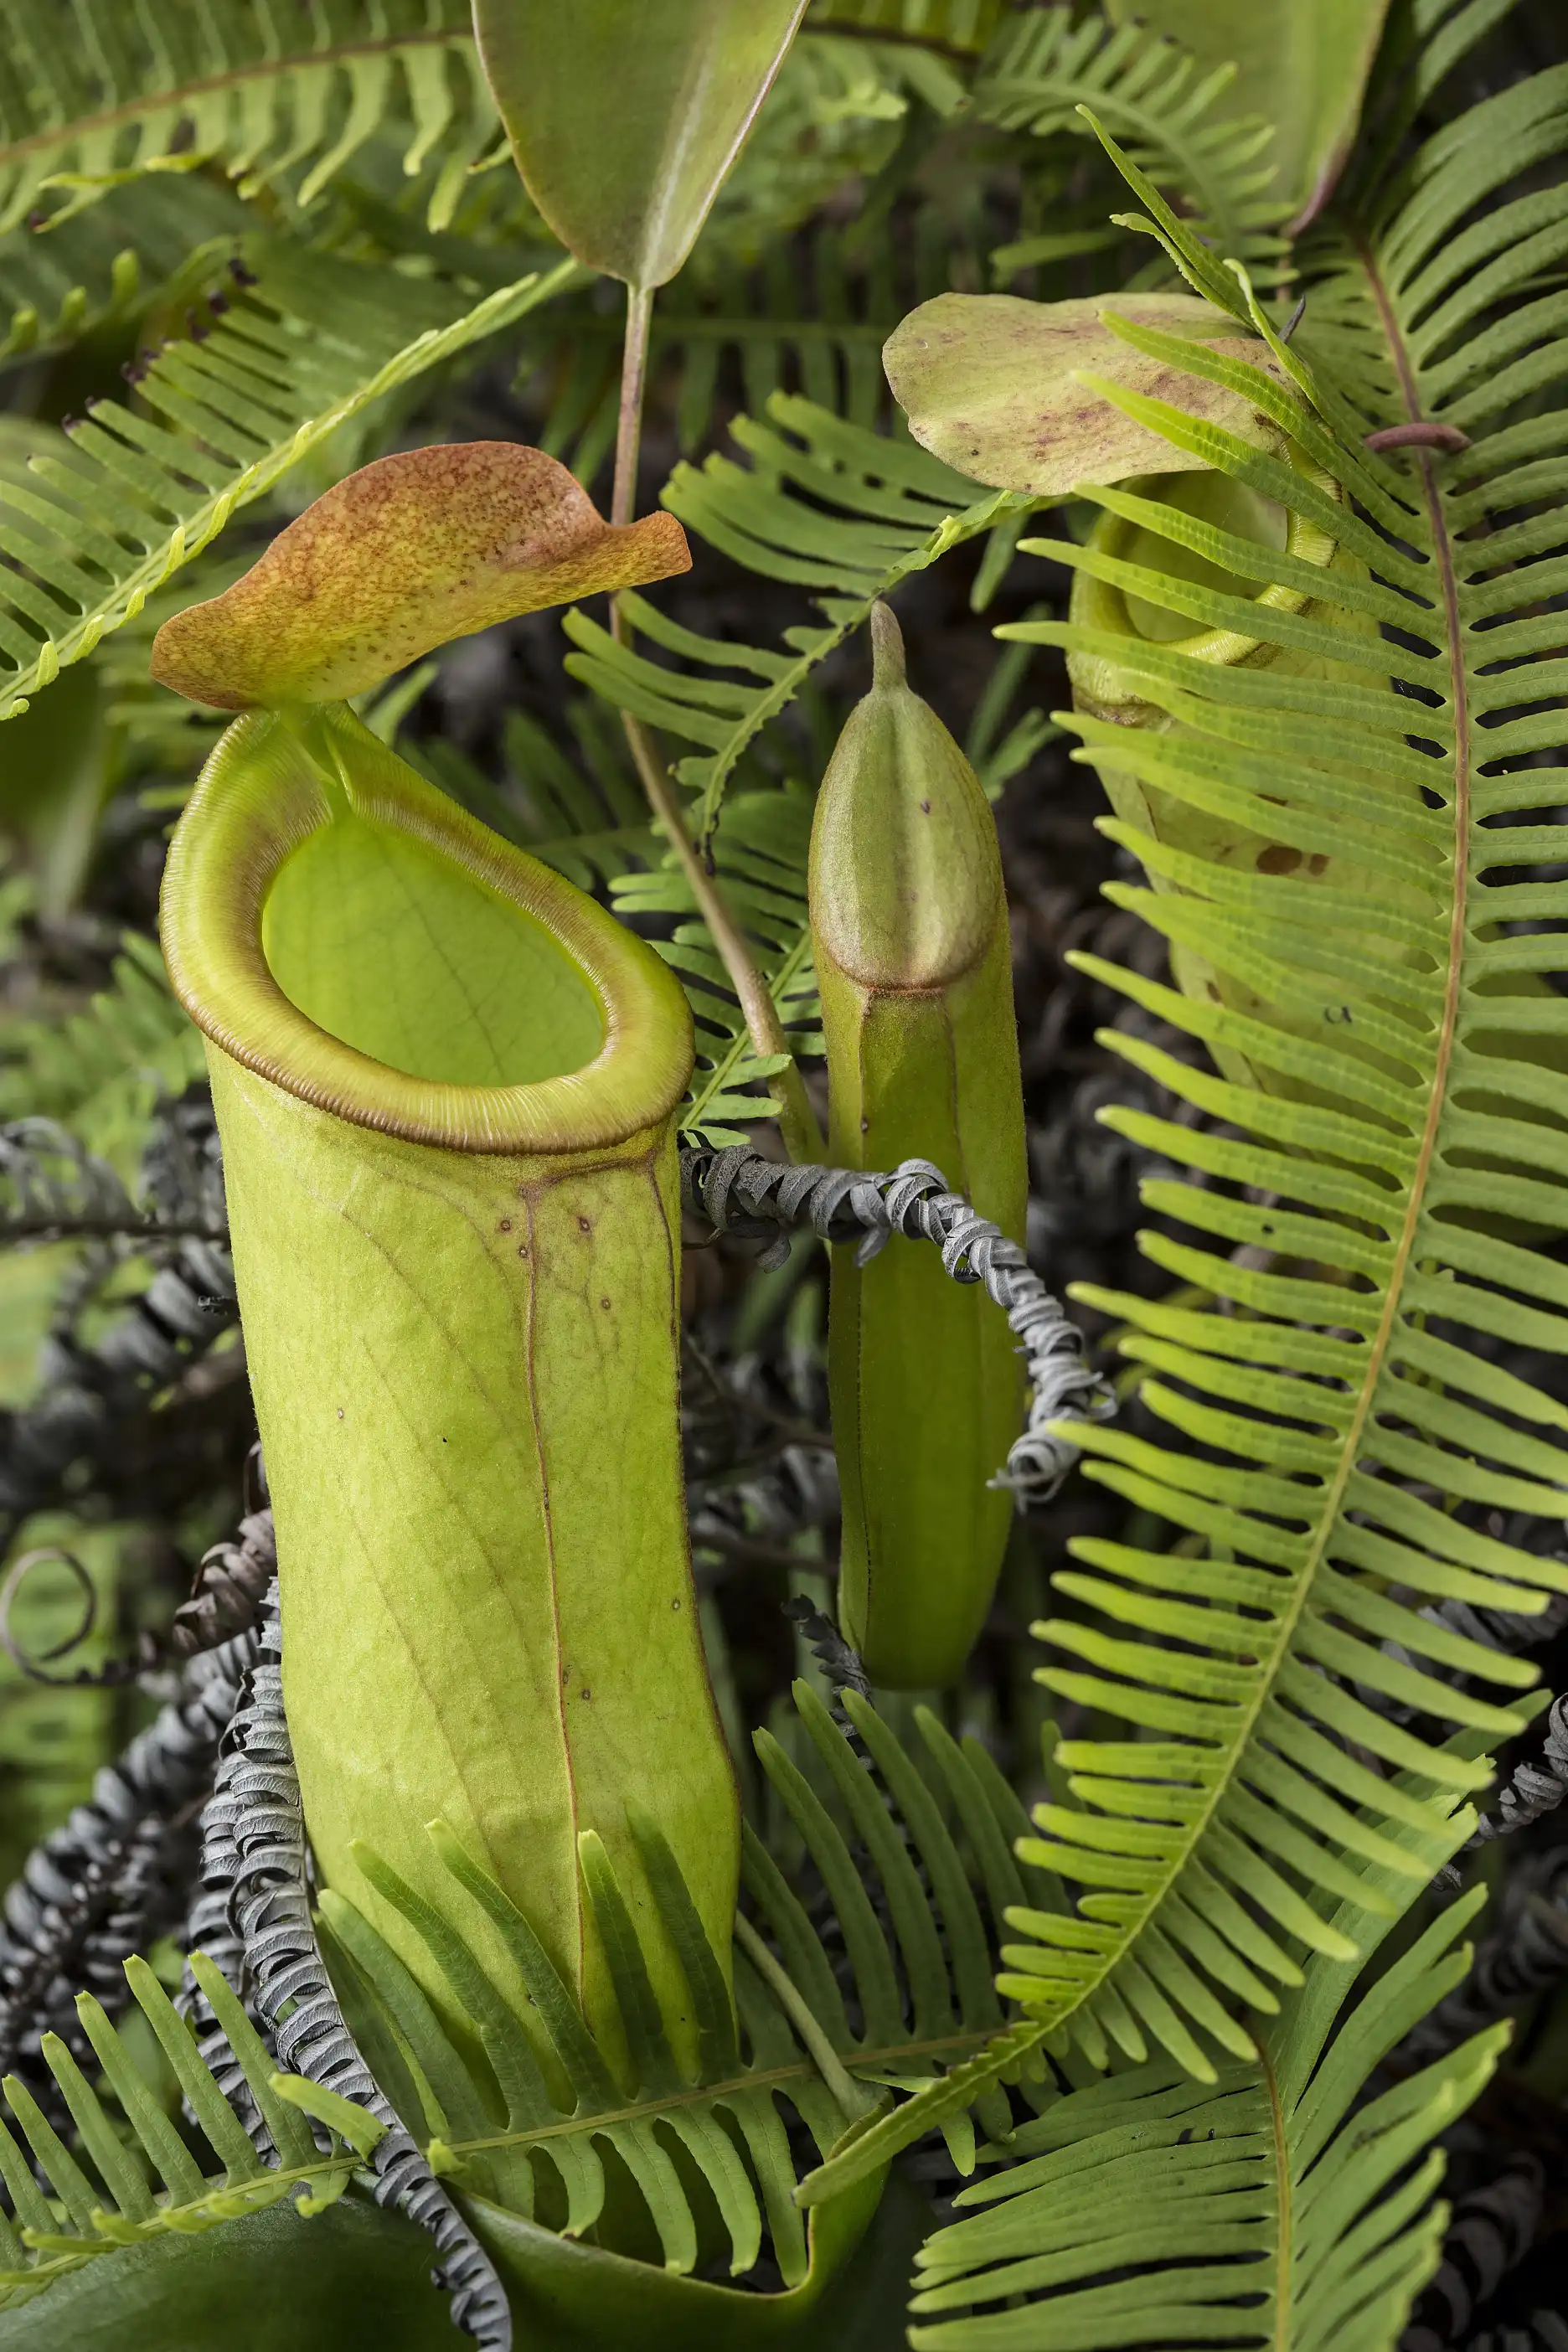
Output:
[160, 702, 692, 1155]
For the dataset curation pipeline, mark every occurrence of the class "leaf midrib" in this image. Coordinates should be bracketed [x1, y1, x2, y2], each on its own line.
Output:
[438, 2022, 1001, 2154]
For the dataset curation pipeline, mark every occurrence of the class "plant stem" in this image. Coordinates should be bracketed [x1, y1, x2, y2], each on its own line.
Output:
[610, 280, 823, 1163]
[611, 284, 654, 529]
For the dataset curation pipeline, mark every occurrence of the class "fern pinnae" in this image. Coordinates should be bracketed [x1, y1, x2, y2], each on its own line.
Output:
[312, 1689, 1049, 2286]
[906, 1772, 1508, 2352]
[0, 1952, 384, 2311]
[0, 0, 495, 235]
[971, 8, 1287, 270]
[565, 397, 1033, 843]
[598, 761, 820, 1146]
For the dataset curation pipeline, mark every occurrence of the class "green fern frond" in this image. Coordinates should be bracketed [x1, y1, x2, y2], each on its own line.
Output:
[798, 71, 1568, 2205]
[971, 7, 1289, 267]
[908, 1886, 1504, 2352]
[1343, 0, 1521, 224]
[0, 238, 577, 725]
[0, 935, 204, 1170]
[0, 177, 251, 369]
[395, 693, 659, 892]
[330, 1683, 1047, 2283]
[564, 397, 1034, 841]
[697, 28, 934, 266]
[0, 0, 497, 236]
[0, 1952, 379, 2310]
[611, 777, 820, 1146]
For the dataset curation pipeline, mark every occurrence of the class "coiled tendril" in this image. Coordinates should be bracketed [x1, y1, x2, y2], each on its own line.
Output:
[188, 1585, 511, 2349]
[679, 1146, 1115, 1505]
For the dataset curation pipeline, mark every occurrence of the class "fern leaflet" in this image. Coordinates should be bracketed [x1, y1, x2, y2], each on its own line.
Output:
[326, 1684, 1051, 2286]
[807, 0, 1008, 55]
[971, 7, 1289, 268]
[611, 779, 821, 1146]
[0, 176, 250, 368]
[0, 934, 204, 1170]
[0, 1953, 379, 2309]
[910, 1887, 1502, 2351]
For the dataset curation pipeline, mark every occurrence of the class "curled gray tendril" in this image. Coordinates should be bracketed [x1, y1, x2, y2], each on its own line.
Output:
[1467, 1692, 1568, 1849]
[1402, 2158, 1544, 2352]
[170, 1505, 279, 1659]
[188, 1586, 511, 2349]
[0, 1544, 158, 1687]
[679, 1148, 1116, 1504]
[0, 1620, 258, 2088]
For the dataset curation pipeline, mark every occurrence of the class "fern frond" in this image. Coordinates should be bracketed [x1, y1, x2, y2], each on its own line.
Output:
[0, 0, 497, 236]
[0, 935, 204, 1170]
[611, 779, 820, 1146]
[908, 1885, 1504, 2352]
[564, 397, 1033, 840]
[333, 1682, 1044, 2284]
[398, 694, 658, 894]
[971, 7, 1289, 267]
[800, 70, 1568, 2204]
[0, 239, 577, 725]
[697, 28, 931, 267]
[529, 209, 972, 480]
[0, 176, 250, 369]
[0, 1953, 377, 2310]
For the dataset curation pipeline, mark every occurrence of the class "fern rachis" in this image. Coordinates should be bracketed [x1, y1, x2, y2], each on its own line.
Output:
[800, 91, 1568, 2204]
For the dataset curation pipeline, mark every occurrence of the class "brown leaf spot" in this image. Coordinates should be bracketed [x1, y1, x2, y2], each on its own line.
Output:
[1256, 845, 1302, 874]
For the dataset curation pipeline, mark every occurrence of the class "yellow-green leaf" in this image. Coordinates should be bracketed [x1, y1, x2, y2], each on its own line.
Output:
[884, 291, 1290, 495]
[151, 444, 689, 711]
